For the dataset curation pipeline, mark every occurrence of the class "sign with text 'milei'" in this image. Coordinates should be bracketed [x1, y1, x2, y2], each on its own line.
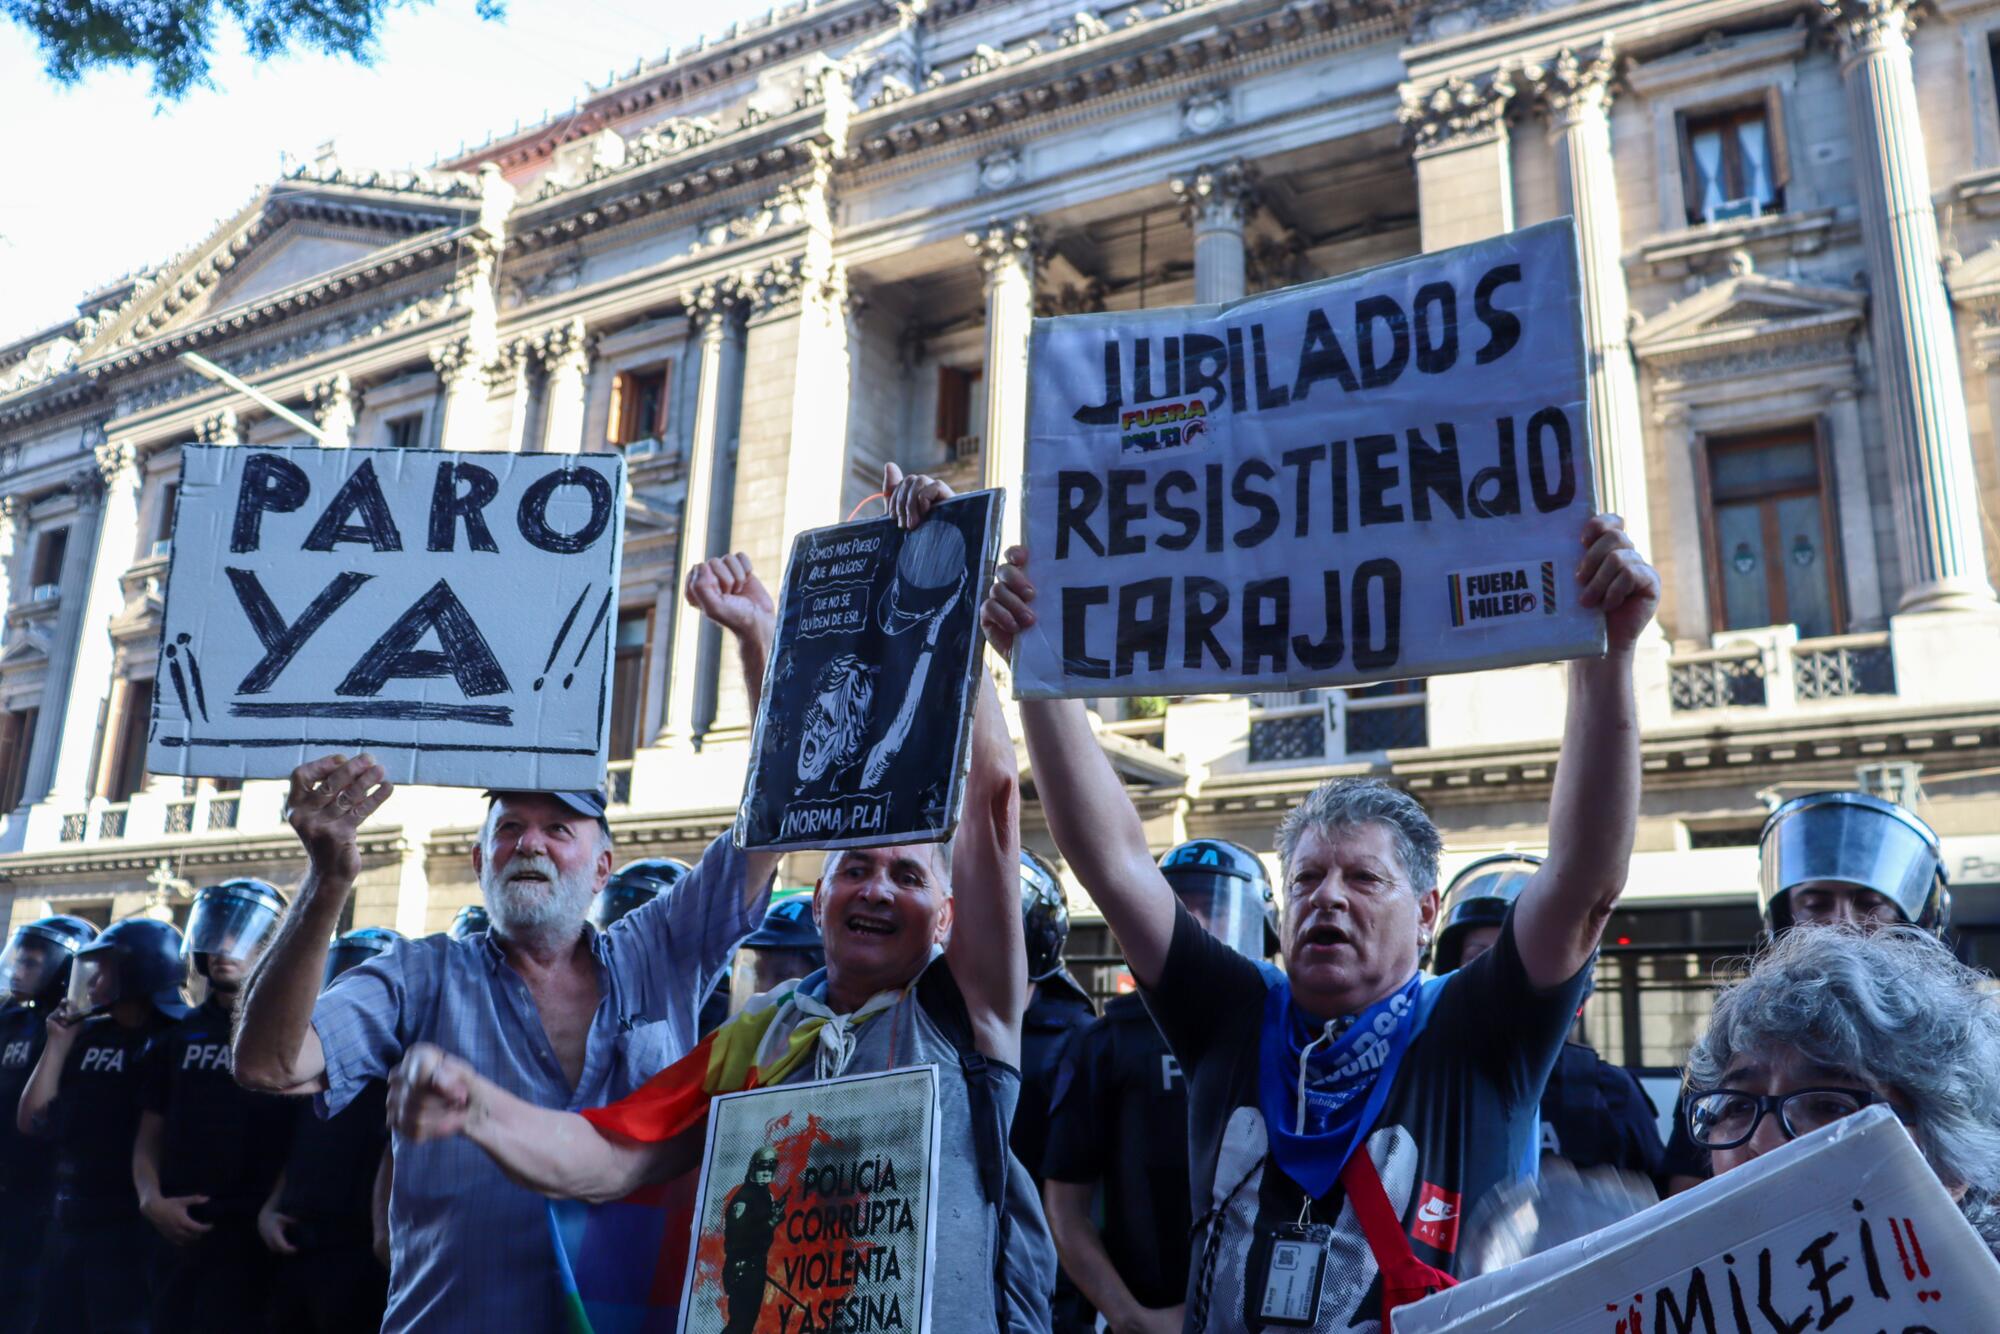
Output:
[1398, 1105, 2000, 1334]
[147, 445, 625, 789]
[1013, 217, 1605, 699]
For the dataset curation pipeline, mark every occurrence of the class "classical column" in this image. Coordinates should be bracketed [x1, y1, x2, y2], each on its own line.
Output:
[1169, 160, 1258, 304]
[1527, 44, 1652, 558]
[966, 216, 1038, 549]
[1820, 0, 1995, 613]
[304, 374, 359, 448]
[1399, 71, 1517, 252]
[195, 410, 239, 446]
[661, 278, 749, 746]
[32, 440, 142, 808]
[1822, 384, 1889, 627]
[430, 337, 489, 452]
[535, 318, 592, 454]
[0, 498, 18, 630]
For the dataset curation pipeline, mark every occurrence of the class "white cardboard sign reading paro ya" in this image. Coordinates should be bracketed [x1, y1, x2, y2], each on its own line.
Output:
[1014, 218, 1604, 698]
[1398, 1105, 2000, 1334]
[147, 445, 626, 789]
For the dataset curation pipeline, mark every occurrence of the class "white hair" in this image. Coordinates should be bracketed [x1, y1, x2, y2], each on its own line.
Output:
[1687, 925, 2000, 1254]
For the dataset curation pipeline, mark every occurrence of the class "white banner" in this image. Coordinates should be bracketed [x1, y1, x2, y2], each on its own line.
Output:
[1400, 1105, 2000, 1334]
[1013, 218, 1604, 698]
[147, 445, 625, 789]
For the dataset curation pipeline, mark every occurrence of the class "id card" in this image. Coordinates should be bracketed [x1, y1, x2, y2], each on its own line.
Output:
[1255, 1221, 1330, 1325]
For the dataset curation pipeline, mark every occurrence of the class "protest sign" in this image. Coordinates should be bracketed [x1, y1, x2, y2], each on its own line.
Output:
[1399, 1105, 2000, 1334]
[677, 1067, 942, 1334]
[1012, 217, 1604, 698]
[147, 445, 625, 789]
[736, 491, 1002, 852]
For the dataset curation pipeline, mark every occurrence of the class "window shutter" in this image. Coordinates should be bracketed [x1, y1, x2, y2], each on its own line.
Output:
[936, 367, 968, 444]
[1763, 86, 1792, 190]
[652, 365, 672, 438]
[1675, 110, 1705, 225]
[607, 373, 628, 445]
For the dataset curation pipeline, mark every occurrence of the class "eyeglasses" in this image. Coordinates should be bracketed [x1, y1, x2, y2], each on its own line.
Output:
[1683, 1086, 1910, 1150]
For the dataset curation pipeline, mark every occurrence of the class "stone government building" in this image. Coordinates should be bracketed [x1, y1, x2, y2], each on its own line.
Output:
[4, 0, 2000, 1074]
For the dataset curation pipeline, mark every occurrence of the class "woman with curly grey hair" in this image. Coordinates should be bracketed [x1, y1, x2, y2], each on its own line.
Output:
[1683, 924, 2000, 1253]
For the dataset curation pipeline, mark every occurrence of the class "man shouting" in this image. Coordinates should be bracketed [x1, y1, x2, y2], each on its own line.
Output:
[980, 513, 1658, 1333]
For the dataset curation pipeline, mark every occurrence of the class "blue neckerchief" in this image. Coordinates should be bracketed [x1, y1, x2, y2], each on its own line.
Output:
[1258, 972, 1439, 1199]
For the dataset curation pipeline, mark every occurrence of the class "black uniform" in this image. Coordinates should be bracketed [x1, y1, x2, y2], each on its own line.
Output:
[265, 1082, 391, 1333]
[1042, 993, 1194, 1314]
[36, 1014, 171, 1334]
[1538, 1042, 1666, 1177]
[138, 998, 295, 1334]
[1013, 977, 1096, 1187]
[0, 1003, 51, 1334]
[722, 1180, 781, 1334]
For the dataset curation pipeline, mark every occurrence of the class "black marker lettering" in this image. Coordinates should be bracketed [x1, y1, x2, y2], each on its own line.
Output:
[1114, 578, 1172, 677]
[429, 462, 500, 552]
[1526, 407, 1578, 512]
[1412, 282, 1458, 374]
[302, 458, 403, 552]
[231, 452, 310, 552]
[1155, 471, 1200, 551]
[1061, 587, 1111, 679]
[1352, 558, 1402, 672]
[1290, 569, 1345, 671]
[1406, 423, 1465, 522]
[1231, 460, 1280, 549]
[1076, 341, 1124, 426]
[1474, 263, 1523, 364]
[336, 579, 510, 698]
[1056, 472, 1106, 560]
[1107, 469, 1147, 557]
[1183, 577, 1231, 671]
[1291, 308, 1359, 400]
[227, 567, 372, 694]
[1241, 577, 1289, 677]
[1355, 295, 1409, 389]
[517, 469, 613, 554]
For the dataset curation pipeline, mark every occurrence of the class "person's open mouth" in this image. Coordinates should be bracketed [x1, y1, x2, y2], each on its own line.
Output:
[845, 915, 896, 937]
[1299, 923, 1350, 952]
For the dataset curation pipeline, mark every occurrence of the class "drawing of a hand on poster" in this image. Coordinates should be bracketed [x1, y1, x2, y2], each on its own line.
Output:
[737, 488, 1001, 852]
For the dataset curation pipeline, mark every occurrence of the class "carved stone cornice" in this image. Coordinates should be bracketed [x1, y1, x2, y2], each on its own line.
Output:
[1398, 70, 1517, 156]
[194, 410, 239, 446]
[965, 216, 1039, 277]
[746, 256, 810, 317]
[92, 439, 134, 487]
[1814, 0, 1920, 54]
[1168, 159, 1260, 230]
[1523, 41, 1617, 127]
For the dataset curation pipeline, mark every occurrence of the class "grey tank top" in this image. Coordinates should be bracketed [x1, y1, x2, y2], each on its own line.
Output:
[758, 971, 1056, 1333]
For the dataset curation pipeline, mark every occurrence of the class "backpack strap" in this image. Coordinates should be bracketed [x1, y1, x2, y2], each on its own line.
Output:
[915, 962, 1014, 1331]
[1338, 1149, 1457, 1333]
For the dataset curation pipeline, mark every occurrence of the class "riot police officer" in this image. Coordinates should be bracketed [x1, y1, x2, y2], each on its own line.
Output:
[727, 893, 825, 1013]
[447, 902, 490, 939]
[19, 916, 190, 1333]
[1042, 838, 1274, 1334]
[0, 915, 96, 1332]
[263, 926, 400, 1332]
[1660, 791, 1949, 1194]
[137, 879, 295, 1333]
[1013, 849, 1097, 1332]
[592, 857, 737, 1032]
[1431, 854, 1664, 1179]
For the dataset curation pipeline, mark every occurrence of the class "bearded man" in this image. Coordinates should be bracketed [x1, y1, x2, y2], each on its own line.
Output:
[230, 553, 782, 1333]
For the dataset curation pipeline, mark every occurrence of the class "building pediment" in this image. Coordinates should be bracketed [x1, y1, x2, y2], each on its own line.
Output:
[1632, 271, 1865, 371]
[0, 630, 50, 672]
[1946, 239, 2000, 313]
[77, 167, 483, 359]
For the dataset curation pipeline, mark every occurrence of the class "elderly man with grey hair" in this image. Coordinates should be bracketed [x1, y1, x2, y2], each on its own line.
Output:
[980, 513, 1659, 1334]
[383, 465, 1057, 1334]
[1684, 924, 2000, 1255]
[230, 552, 782, 1334]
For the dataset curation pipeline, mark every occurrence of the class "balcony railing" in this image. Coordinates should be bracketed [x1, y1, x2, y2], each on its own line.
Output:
[607, 762, 633, 807]
[1669, 647, 1768, 711]
[58, 812, 85, 842]
[207, 796, 241, 830]
[1793, 633, 1896, 702]
[1247, 687, 1429, 763]
[1249, 710, 1326, 763]
[97, 805, 127, 839]
[164, 800, 195, 834]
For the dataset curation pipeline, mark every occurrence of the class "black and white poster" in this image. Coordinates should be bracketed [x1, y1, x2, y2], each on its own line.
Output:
[1012, 218, 1605, 699]
[146, 445, 625, 789]
[736, 490, 1002, 853]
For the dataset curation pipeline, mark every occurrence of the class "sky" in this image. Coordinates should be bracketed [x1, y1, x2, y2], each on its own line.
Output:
[0, 0, 781, 345]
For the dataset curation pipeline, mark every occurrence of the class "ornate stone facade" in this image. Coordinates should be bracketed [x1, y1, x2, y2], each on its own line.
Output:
[5, 0, 2000, 1032]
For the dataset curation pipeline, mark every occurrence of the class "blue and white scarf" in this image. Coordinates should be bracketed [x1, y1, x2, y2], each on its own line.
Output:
[1257, 971, 1434, 1198]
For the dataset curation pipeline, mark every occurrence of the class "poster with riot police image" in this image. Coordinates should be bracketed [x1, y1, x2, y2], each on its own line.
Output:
[736, 490, 1002, 853]
[676, 1068, 941, 1334]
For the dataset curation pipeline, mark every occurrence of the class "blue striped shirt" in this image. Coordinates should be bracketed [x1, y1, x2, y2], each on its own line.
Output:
[311, 834, 764, 1332]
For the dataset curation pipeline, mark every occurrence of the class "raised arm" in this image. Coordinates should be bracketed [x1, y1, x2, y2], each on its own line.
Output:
[981, 548, 1178, 990]
[234, 754, 392, 1094]
[16, 1002, 82, 1137]
[946, 669, 1025, 1064]
[387, 1043, 675, 1203]
[1512, 514, 1659, 991]
[683, 552, 781, 901]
